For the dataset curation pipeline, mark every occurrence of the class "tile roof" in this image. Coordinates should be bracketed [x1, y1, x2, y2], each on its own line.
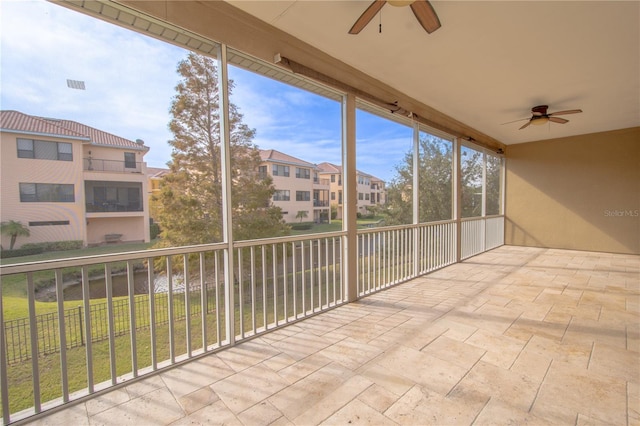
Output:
[0, 110, 87, 140]
[316, 162, 341, 173]
[0, 110, 148, 151]
[317, 161, 383, 181]
[259, 149, 316, 168]
[147, 167, 170, 178]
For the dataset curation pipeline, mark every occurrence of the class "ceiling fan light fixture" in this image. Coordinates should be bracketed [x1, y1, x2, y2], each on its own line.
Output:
[387, 0, 415, 7]
[531, 116, 549, 125]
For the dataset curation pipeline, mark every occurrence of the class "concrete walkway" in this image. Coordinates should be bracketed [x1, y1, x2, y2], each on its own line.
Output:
[30, 246, 639, 425]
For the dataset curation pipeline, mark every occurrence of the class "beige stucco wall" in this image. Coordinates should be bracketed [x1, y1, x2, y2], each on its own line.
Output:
[0, 131, 87, 248]
[86, 216, 148, 246]
[505, 127, 640, 254]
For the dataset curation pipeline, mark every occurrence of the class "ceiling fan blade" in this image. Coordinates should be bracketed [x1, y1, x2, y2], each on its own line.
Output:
[549, 116, 569, 124]
[501, 117, 529, 125]
[410, 1, 441, 34]
[519, 121, 531, 130]
[349, 0, 387, 34]
[548, 109, 582, 116]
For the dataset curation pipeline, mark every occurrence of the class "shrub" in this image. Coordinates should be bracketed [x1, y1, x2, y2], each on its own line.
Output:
[20, 240, 83, 252]
[150, 222, 161, 240]
[290, 222, 313, 230]
[0, 246, 44, 258]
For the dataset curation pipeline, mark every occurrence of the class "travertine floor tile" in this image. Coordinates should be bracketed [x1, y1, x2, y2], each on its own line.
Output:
[268, 362, 352, 420]
[29, 403, 89, 426]
[84, 388, 129, 417]
[374, 345, 469, 395]
[90, 387, 184, 425]
[237, 400, 285, 426]
[171, 400, 241, 426]
[28, 247, 638, 426]
[321, 399, 396, 425]
[161, 354, 235, 399]
[421, 335, 485, 370]
[210, 363, 290, 414]
[473, 397, 554, 425]
[384, 384, 485, 425]
[292, 374, 373, 424]
[458, 360, 540, 413]
[533, 363, 627, 425]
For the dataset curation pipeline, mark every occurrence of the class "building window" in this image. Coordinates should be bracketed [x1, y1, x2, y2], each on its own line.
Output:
[87, 182, 142, 212]
[296, 191, 310, 201]
[358, 193, 363, 200]
[273, 190, 290, 201]
[28, 220, 70, 226]
[295, 167, 310, 179]
[17, 138, 73, 161]
[273, 164, 290, 177]
[124, 152, 136, 168]
[331, 192, 335, 200]
[331, 174, 335, 183]
[19, 183, 75, 202]
[338, 191, 342, 205]
[258, 165, 267, 178]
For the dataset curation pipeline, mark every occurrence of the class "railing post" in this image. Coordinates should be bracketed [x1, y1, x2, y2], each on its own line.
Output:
[343, 93, 358, 302]
[218, 43, 235, 344]
[454, 138, 462, 262]
[77, 306, 84, 346]
[412, 121, 420, 278]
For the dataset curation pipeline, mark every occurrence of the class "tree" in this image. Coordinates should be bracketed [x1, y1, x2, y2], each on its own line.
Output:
[155, 52, 288, 248]
[460, 147, 483, 218]
[1, 220, 30, 250]
[295, 210, 308, 223]
[384, 135, 453, 225]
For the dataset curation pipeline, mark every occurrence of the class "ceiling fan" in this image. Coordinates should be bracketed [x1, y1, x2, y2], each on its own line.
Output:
[349, 0, 441, 35]
[506, 105, 583, 130]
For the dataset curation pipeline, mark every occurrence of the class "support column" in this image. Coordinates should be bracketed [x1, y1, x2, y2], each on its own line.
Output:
[218, 43, 235, 344]
[343, 93, 358, 302]
[454, 138, 462, 262]
[412, 122, 420, 277]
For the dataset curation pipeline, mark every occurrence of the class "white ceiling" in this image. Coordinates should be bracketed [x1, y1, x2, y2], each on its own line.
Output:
[227, 0, 639, 145]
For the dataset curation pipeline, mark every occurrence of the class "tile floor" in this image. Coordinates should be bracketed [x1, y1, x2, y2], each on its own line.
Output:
[29, 246, 639, 425]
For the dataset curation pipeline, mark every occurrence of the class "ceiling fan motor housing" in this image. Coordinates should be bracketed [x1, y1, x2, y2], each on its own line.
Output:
[532, 105, 549, 116]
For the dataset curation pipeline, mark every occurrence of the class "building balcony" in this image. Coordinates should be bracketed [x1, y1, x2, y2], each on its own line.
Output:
[84, 158, 143, 173]
[0, 219, 637, 425]
[85, 202, 143, 213]
[313, 200, 329, 207]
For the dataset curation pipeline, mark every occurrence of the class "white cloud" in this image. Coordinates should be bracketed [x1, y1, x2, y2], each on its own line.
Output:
[1, 0, 408, 181]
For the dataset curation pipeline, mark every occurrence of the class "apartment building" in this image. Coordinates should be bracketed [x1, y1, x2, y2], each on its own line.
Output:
[147, 166, 170, 223]
[317, 162, 386, 219]
[259, 149, 330, 223]
[0, 110, 150, 248]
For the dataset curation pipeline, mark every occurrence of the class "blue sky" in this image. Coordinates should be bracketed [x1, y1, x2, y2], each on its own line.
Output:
[0, 0, 413, 182]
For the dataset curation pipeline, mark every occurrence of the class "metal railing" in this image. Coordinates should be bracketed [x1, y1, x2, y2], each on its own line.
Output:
[357, 220, 457, 296]
[0, 232, 344, 424]
[0, 217, 504, 423]
[461, 215, 505, 260]
[83, 158, 142, 173]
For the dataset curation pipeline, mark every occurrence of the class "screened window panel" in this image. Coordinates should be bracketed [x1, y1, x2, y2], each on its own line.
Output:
[17, 138, 34, 158]
[58, 142, 73, 161]
[35, 140, 58, 160]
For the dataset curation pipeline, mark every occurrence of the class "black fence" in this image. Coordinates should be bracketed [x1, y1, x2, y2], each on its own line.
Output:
[4, 285, 218, 364]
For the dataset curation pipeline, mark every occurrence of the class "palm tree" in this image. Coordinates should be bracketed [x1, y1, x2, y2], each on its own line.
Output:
[295, 210, 308, 223]
[0, 220, 30, 250]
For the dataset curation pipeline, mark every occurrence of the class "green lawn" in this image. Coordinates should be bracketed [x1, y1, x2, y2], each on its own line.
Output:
[0, 240, 157, 266]
[0, 225, 383, 417]
[289, 216, 386, 235]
